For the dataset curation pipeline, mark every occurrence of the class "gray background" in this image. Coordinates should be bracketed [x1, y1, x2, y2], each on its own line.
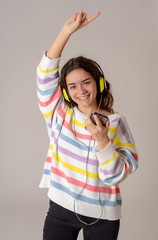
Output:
[1, 0, 158, 239]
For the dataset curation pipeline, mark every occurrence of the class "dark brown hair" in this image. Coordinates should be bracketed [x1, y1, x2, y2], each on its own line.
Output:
[59, 56, 114, 113]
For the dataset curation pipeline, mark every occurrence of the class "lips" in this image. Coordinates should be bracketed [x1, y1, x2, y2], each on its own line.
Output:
[77, 94, 90, 100]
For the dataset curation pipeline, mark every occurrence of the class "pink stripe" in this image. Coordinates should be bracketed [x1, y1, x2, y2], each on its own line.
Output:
[46, 156, 51, 163]
[131, 152, 138, 162]
[124, 161, 128, 175]
[51, 166, 120, 194]
[57, 105, 66, 119]
[57, 107, 95, 140]
[117, 161, 129, 185]
[38, 88, 61, 107]
[64, 119, 95, 141]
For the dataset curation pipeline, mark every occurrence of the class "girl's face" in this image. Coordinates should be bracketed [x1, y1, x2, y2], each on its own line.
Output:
[66, 69, 98, 113]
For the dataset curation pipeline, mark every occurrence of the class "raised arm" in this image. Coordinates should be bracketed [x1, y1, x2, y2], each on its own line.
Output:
[46, 11, 100, 59]
[37, 11, 100, 131]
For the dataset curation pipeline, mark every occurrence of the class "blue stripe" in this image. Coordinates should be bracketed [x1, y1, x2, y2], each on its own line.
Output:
[51, 180, 121, 207]
[60, 132, 92, 151]
[56, 124, 93, 152]
[37, 86, 56, 96]
[44, 169, 51, 175]
[119, 150, 138, 169]
[56, 123, 62, 132]
[104, 150, 138, 184]
[104, 169, 124, 184]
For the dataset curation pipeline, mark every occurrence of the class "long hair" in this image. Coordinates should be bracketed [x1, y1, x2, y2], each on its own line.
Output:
[59, 56, 114, 113]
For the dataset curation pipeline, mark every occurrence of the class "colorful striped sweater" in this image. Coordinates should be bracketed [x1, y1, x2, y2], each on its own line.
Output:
[37, 53, 138, 220]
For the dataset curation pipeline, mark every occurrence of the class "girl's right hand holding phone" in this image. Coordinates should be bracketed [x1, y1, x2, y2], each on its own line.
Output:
[85, 115, 110, 151]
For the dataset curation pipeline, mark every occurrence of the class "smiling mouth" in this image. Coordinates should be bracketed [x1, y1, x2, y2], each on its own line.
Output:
[77, 95, 90, 100]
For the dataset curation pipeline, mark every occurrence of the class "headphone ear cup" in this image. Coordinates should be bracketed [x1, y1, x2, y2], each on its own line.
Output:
[62, 88, 71, 102]
[99, 77, 105, 93]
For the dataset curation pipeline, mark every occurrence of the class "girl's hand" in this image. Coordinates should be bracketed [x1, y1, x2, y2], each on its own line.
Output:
[85, 114, 110, 151]
[62, 11, 100, 35]
[46, 11, 100, 64]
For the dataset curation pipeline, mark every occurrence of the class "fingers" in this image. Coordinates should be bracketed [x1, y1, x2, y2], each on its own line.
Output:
[93, 115, 102, 126]
[72, 13, 78, 21]
[85, 115, 109, 146]
[87, 11, 100, 23]
[73, 11, 87, 21]
[81, 11, 100, 27]
[72, 10, 100, 28]
[75, 10, 84, 24]
[82, 12, 87, 22]
[71, 11, 86, 22]
[85, 115, 101, 130]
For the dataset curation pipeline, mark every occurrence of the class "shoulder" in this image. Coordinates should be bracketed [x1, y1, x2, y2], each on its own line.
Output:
[108, 112, 131, 133]
[100, 110, 126, 120]
[108, 112, 126, 121]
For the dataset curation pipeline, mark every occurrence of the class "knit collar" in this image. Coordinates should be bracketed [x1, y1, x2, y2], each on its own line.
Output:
[73, 107, 89, 122]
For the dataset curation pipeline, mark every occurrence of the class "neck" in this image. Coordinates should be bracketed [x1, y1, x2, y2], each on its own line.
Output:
[77, 104, 99, 115]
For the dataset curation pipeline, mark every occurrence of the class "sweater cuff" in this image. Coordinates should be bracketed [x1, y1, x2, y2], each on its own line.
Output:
[39, 50, 61, 70]
[93, 141, 116, 165]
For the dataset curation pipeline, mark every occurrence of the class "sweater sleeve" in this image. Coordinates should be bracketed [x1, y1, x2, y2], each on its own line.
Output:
[93, 115, 138, 186]
[36, 52, 62, 131]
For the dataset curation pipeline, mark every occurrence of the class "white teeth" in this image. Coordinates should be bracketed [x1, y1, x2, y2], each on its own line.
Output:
[78, 95, 89, 100]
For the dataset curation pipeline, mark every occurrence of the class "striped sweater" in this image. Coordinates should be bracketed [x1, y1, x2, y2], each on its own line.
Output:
[37, 53, 138, 220]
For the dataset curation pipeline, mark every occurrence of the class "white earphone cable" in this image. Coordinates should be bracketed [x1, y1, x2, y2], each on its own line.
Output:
[72, 96, 104, 225]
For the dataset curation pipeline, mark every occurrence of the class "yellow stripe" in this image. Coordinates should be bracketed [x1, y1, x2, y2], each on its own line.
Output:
[71, 118, 85, 128]
[66, 108, 73, 117]
[49, 144, 53, 150]
[67, 108, 117, 129]
[120, 142, 135, 147]
[53, 152, 98, 179]
[113, 136, 135, 147]
[66, 108, 86, 128]
[100, 152, 118, 166]
[42, 109, 54, 119]
[38, 64, 59, 73]
[108, 127, 116, 133]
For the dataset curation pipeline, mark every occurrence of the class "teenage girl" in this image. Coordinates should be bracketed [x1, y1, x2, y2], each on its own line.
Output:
[37, 11, 138, 240]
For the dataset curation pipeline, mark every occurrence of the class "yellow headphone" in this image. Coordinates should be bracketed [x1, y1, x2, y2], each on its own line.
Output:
[62, 61, 106, 103]
[62, 76, 106, 103]
[99, 76, 105, 93]
[62, 88, 70, 102]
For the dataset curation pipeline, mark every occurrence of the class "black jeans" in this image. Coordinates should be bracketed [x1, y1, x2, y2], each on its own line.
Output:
[43, 201, 120, 240]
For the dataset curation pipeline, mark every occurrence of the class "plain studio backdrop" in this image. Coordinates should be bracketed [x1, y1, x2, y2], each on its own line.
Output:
[0, 0, 158, 239]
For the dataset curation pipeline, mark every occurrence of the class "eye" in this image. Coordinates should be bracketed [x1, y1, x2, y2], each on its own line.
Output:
[69, 85, 76, 90]
[83, 81, 90, 85]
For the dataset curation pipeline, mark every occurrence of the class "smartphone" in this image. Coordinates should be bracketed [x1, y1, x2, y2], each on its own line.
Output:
[90, 112, 109, 126]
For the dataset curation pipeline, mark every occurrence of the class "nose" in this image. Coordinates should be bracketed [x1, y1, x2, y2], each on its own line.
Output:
[78, 84, 86, 94]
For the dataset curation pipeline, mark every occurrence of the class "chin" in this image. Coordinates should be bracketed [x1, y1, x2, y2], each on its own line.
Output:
[79, 102, 90, 108]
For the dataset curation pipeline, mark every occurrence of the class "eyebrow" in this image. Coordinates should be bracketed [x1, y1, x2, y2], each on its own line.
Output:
[67, 78, 90, 86]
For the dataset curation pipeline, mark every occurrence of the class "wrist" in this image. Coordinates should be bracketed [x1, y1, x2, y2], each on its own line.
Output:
[97, 138, 110, 151]
[60, 26, 73, 38]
